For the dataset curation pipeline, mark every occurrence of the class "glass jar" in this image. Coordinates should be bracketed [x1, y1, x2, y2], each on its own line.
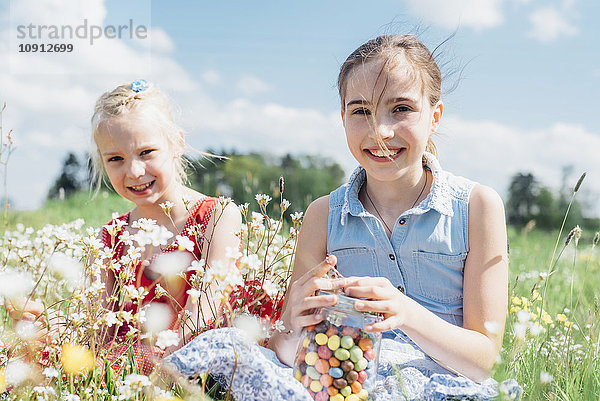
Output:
[293, 291, 382, 401]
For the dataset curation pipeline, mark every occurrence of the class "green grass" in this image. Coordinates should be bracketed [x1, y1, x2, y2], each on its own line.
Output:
[494, 227, 600, 400]
[2, 190, 134, 230]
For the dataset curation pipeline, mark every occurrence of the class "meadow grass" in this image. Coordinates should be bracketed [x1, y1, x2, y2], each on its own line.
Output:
[2, 190, 133, 230]
[495, 227, 600, 400]
[2, 194, 600, 400]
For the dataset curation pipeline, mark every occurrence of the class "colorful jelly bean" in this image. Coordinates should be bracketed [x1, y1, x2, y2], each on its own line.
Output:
[310, 380, 323, 393]
[346, 395, 360, 401]
[353, 357, 368, 371]
[358, 389, 369, 399]
[334, 348, 350, 361]
[315, 358, 330, 374]
[306, 366, 321, 380]
[346, 370, 358, 384]
[350, 380, 362, 394]
[357, 370, 368, 383]
[349, 345, 363, 362]
[363, 348, 375, 361]
[325, 325, 339, 337]
[294, 369, 302, 381]
[340, 385, 352, 397]
[315, 390, 329, 401]
[329, 367, 343, 378]
[319, 373, 333, 387]
[330, 394, 344, 401]
[333, 378, 347, 389]
[358, 337, 373, 351]
[315, 333, 329, 345]
[302, 337, 310, 348]
[327, 335, 340, 351]
[340, 360, 354, 372]
[305, 351, 319, 365]
[340, 335, 354, 349]
[329, 356, 340, 367]
[318, 345, 333, 359]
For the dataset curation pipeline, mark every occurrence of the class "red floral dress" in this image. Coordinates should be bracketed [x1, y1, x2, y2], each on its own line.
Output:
[100, 197, 218, 375]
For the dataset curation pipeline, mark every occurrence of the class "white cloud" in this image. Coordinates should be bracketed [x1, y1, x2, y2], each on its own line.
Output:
[202, 70, 221, 85]
[438, 115, 600, 214]
[148, 28, 175, 53]
[0, 0, 199, 209]
[182, 96, 350, 165]
[235, 75, 271, 96]
[404, 0, 505, 31]
[528, 6, 578, 43]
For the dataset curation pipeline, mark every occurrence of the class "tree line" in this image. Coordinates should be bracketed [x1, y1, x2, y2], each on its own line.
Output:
[47, 150, 346, 215]
[48, 152, 597, 231]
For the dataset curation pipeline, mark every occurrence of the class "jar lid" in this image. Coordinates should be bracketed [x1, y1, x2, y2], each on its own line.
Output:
[318, 290, 380, 317]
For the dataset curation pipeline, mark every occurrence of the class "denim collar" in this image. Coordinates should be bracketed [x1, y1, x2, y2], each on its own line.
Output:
[340, 152, 454, 224]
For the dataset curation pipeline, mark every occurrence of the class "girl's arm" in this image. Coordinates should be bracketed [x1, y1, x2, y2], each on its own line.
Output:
[268, 196, 345, 366]
[346, 184, 508, 382]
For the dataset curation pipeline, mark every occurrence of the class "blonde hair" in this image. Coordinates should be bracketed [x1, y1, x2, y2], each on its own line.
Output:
[338, 34, 441, 157]
[90, 81, 190, 194]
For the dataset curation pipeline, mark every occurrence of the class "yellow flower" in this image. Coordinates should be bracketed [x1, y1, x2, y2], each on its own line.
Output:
[521, 297, 529, 307]
[556, 314, 567, 323]
[531, 290, 541, 301]
[541, 311, 552, 325]
[0, 369, 6, 393]
[512, 297, 522, 305]
[564, 321, 573, 328]
[61, 343, 95, 375]
[510, 306, 521, 313]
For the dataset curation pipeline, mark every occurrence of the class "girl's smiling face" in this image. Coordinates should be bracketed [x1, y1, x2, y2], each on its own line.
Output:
[341, 55, 443, 182]
[95, 113, 180, 209]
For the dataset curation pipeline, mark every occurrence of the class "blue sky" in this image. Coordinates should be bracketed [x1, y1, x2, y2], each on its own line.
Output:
[1, 0, 599, 215]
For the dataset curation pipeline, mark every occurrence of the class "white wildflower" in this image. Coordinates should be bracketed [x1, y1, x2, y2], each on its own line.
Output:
[514, 322, 527, 340]
[142, 303, 173, 334]
[6, 359, 32, 385]
[187, 259, 206, 272]
[540, 371, 553, 384]
[155, 283, 168, 298]
[273, 320, 285, 332]
[0, 270, 34, 299]
[159, 201, 174, 214]
[280, 199, 290, 212]
[149, 251, 191, 277]
[517, 309, 531, 323]
[42, 367, 59, 379]
[291, 211, 304, 224]
[175, 235, 195, 252]
[484, 321, 501, 335]
[186, 288, 202, 304]
[234, 314, 266, 343]
[255, 193, 272, 206]
[105, 311, 118, 327]
[155, 330, 180, 350]
[48, 252, 83, 284]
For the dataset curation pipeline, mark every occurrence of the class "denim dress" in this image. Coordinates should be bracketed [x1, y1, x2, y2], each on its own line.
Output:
[327, 152, 474, 328]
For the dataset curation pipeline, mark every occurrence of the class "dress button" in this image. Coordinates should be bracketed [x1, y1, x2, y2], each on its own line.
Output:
[398, 218, 407, 225]
[397, 285, 405, 293]
[388, 253, 395, 261]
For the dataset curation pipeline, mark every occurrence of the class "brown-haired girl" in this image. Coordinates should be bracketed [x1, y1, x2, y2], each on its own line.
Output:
[164, 36, 521, 400]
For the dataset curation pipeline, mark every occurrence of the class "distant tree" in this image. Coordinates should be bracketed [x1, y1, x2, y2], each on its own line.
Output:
[506, 170, 587, 231]
[47, 152, 85, 200]
[189, 151, 345, 214]
[506, 172, 538, 226]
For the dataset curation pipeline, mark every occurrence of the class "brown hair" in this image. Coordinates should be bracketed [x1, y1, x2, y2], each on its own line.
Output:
[338, 34, 441, 157]
[90, 82, 189, 194]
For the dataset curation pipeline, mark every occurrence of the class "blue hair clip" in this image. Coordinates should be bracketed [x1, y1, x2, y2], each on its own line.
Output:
[130, 79, 149, 93]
